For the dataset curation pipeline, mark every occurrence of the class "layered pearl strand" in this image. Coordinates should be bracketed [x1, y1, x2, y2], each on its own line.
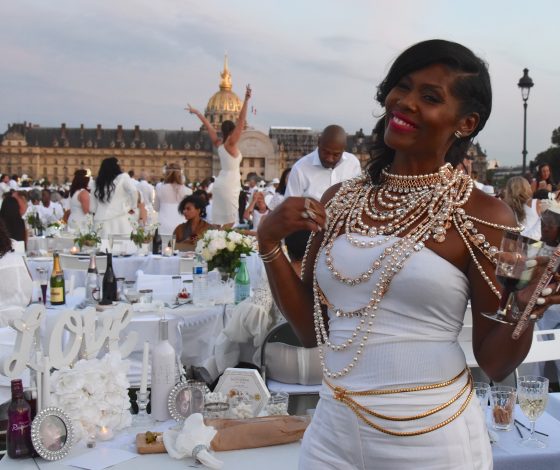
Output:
[302, 164, 521, 380]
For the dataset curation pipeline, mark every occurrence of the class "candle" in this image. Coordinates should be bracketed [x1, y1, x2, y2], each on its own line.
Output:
[70, 245, 79, 255]
[43, 356, 50, 408]
[140, 341, 149, 395]
[163, 246, 173, 257]
[97, 426, 114, 441]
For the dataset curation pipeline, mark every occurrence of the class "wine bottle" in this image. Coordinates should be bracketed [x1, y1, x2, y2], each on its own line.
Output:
[7, 379, 33, 459]
[85, 253, 100, 305]
[152, 228, 162, 255]
[49, 252, 65, 305]
[101, 251, 117, 303]
[151, 319, 176, 421]
[234, 254, 251, 304]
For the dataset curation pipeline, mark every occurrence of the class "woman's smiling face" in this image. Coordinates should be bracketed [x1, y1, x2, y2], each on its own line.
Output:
[384, 63, 475, 161]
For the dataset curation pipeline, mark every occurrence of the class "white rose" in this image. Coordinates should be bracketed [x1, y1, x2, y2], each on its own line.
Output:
[228, 231, 243, 243]
[209, 238, 226, 253]
[202, 248, 212, 261]
[226, 241, 236, 251]
[51, 370, 85, 395]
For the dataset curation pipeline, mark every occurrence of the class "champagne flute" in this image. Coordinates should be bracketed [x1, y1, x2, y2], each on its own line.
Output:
[517, 375, 549, 448]
[36, 267, 49, 305]
[481, 231, 542, 323]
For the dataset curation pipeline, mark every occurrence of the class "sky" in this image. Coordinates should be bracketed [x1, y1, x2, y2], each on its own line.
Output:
[1, 0, 559, 168]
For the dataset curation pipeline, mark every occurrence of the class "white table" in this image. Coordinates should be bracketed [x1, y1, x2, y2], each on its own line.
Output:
[2, 406, 560, 470]
[40, 295, 227, 386]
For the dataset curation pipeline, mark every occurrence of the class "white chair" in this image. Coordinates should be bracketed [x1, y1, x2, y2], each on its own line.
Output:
[179, 257, 194, 274]
[59, 253, 107, 272]
[109, 234, 137, 255]
[135, 270, 190, 302]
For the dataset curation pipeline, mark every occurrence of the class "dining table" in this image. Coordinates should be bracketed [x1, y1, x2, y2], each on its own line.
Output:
[1, 400, 560, 470]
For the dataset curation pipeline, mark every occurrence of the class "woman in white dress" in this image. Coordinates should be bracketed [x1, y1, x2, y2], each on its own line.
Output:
[90, 157, 138, 238]
[187, 85, 252, 227]
[154, 163, 191, 236]
[258, 40, 560, 469]
[503, 176, 542, 240]
[67, 169, 90, 232]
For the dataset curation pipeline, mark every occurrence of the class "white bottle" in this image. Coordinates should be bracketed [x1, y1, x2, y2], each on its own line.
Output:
[192, 255, 209, 306]
[150, 319, 176, 421]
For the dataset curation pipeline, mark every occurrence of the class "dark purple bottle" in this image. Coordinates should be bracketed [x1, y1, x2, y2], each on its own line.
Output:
[7, 379, 33, 459]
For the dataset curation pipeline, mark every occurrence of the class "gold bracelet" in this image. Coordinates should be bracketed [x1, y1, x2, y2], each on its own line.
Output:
[261, 248, 284, 264]
[259, 243, 282, 260]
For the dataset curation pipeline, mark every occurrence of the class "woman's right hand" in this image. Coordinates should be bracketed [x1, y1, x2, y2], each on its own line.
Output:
[244, 85, 252, 101]
[186, 104, 198, 115]
[257, 197, 326, 249]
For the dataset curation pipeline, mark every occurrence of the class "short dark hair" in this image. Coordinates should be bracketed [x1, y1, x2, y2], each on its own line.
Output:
[178, 195, 207, 218]
[367, 39, 492, 184]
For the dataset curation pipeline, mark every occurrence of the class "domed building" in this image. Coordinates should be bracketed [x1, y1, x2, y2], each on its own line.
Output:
[204, 55, 242, 130]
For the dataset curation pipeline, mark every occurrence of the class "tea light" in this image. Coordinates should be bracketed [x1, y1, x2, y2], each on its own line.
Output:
[163, 246, 173, 256]
[70, 246, 80, 255]
[97, 426, 114, 441]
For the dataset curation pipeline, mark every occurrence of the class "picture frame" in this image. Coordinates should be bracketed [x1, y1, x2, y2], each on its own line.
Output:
[167, 382, 204, 422]
[31, 407, 74, 461]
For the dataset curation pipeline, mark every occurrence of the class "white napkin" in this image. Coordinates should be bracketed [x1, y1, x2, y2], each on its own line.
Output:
[163, 413, 223, 469]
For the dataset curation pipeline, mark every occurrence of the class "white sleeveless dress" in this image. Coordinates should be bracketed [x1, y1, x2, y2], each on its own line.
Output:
[211, 145, 241, 225]
[154, 183, 190, 235]
[67, 189, 89, 232]
[299, 235, 492, 469]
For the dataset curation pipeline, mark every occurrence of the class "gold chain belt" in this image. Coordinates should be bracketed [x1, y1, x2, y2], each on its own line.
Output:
[324, 368, 474, 437]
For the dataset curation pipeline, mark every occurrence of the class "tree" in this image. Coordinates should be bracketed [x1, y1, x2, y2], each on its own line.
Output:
[552, 126, 560, 147]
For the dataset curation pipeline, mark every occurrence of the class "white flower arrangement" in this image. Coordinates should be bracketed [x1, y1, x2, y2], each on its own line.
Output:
[50, 352, 132, 441]
[195, 229, 254, 277]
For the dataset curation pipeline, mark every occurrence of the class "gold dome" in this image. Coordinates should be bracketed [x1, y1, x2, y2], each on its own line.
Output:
[204, 55, 242, 130]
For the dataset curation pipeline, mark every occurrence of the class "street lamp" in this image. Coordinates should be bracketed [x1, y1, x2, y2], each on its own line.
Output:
[517, 68, 534, 174]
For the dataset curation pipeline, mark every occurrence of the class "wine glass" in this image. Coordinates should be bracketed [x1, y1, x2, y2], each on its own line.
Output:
[36, 267, 49, 305]
[481, 231, 542, 323]
[517, 375, 549, 448]
[473, 382, 490, 409]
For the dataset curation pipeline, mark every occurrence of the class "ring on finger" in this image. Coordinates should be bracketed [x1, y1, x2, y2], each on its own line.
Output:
[541, 287, 553, 297]
[304, 198, 312, 210]
[301, 211, 310, 219]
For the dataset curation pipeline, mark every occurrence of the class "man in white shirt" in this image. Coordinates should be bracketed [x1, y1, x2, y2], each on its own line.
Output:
[285, 125, 361, 201]
[37, 189, 64, 225]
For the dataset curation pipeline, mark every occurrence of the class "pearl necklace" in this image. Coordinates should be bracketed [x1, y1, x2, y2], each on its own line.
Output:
[301, 164, 521, 379]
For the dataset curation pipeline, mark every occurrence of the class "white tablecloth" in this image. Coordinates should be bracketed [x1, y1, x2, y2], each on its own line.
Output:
[38, 295, 226, 386]
[2, 406, 560, 470]
[27, 254, 181, 285]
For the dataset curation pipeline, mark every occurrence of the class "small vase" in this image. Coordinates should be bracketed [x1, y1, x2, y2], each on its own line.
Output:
[138, 243, 150, 256]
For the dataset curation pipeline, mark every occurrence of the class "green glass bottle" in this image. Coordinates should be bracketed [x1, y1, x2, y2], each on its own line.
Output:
[49, 252, 66, 305]
[234, 254, 250, 304]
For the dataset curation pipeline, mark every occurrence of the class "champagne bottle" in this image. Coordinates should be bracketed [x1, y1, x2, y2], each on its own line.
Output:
[85, 253, 100, 304]
[234, 254, 251, 304]
[101, 251, 117, 303]
[7, 379, 33, 459]
[152, 228, 162, 255]
[49, 252, 65, 305]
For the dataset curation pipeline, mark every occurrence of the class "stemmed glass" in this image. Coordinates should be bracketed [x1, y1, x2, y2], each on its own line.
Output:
[517, 375, 549, 448]
[36, 267, 49, 305]
[481, 231, 542, 323]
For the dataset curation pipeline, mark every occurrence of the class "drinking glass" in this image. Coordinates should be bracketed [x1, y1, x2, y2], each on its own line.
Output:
[36, 267, 49, 305]
[490, 385, 516, 431]
[473, 382, 490, 409]
[482, 231, 542, 323]
[517, 375, 549, 448]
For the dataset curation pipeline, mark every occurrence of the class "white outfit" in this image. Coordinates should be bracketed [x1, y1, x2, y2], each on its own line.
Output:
[300, 235, 492, 469]
[67, 189, 89, 232]
[211, 145, 242, 225]
[0, 250, 32, 328]
[154, 183, 190, 235]
[138, 180, 156, 211]
[90, 173, 138, 238]
[285, 149, 361, 201]
[521, 199, 541, 240]
[267, 192, 285, 211]
[37, 201, 64, 225]
[251, 209, 269, 230]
